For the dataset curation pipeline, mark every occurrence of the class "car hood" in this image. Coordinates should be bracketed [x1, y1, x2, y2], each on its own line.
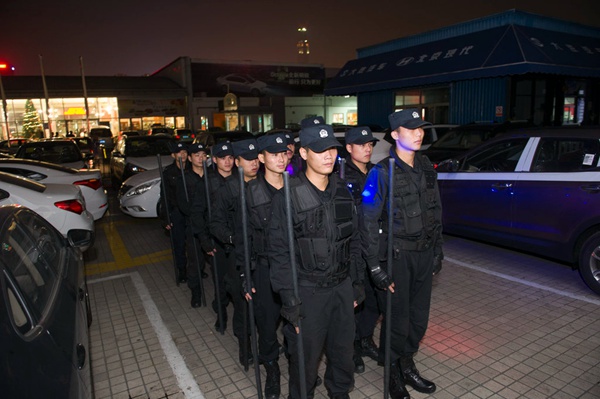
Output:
[126, 155, 172, 170]
[122, 168, 161, 187]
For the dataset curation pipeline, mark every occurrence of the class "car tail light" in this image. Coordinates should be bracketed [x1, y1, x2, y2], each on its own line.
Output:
[174, 134, 181, 140]
[55, 199, 85, 214]
[74, 178, 102, 190]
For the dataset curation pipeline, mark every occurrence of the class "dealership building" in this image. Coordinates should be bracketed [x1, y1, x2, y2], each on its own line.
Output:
[325, 9, 600, 128]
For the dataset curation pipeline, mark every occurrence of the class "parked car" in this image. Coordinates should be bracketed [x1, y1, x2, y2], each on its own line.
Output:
[174, 128, 196, 143]
[89, 126, 114, 154]
[148, 126, 175, 136]
[0, 159, 108, 220]
[69, 137, 97, 167]
[421, 121, 532, 167]
[14, 139, 89, 169]
[216, 73, 267, 96]
[0, 172, 94, 251]
[110, 135, 173, 187]
[436, 126, 600, 295]
[0, 205, 93, 399]
[0, 138, 29, 155]
[118, 168, 161, 218]
[421, 124, 459, 150]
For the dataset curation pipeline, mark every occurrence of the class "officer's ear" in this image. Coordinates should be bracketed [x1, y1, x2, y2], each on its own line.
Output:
[299, 147, 309, 161]
[258, 152, 266, 164]
[391, 129, 400, 141]
[235, 157, 241, 167]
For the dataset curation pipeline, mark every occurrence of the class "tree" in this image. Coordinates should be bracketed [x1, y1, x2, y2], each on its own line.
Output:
[22, 99, 43, 138]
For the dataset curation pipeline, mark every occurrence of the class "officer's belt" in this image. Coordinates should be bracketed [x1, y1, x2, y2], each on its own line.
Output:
[298, 271, 348, 288]
[392, 236, 432, 252]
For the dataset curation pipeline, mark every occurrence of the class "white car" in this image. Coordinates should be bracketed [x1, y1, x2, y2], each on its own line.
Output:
[0, 159, 108, 220]
[0, 172, 95, 251]
[216, 73, 267, 96]
[118, 169, 161, 218]
[15, 139, 89, 170]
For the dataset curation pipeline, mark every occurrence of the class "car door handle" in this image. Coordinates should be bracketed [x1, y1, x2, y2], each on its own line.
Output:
[581, 184, 600, 194]
[491, 182, 513, 190]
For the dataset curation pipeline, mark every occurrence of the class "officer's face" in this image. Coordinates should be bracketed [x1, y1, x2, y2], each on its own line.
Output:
[346, 142, 374, 165]
[259, 151, 287, 174]
[392, 127, 424, 152]
[214, 155, 234, 173]
[286, 144, 295, 161]
[188, 151, 207, 168]
[300, 147, 337, 176]
[235, 157, 260, 180]
[172, 150, 188, 166]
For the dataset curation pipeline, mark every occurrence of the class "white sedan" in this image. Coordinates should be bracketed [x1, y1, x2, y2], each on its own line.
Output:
[0, 172, 95, 251]
[0, 159, 108, 220]
[118, 168, 161, 218]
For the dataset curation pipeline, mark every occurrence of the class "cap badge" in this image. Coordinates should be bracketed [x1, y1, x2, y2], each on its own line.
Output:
[319, 129, 329, 138]
[248, 144, 255, 150]
[361, 129, 368, 136]
[412, 111, 420, 118]
[276, 137, 283, 143]
[313, 119, 320, 124]
[222, 145, 228, 150]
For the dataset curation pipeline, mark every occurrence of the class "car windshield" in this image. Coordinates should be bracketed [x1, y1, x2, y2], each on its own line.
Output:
[430, 129, 495, 150]
[126, 137, 172, 157]
[17, 142, 83, 164]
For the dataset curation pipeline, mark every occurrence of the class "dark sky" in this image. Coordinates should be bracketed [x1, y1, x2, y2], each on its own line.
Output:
[2, 0, 599, 76]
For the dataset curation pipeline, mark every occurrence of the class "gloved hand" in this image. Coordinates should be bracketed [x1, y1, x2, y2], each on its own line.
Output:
[433, 253, 443, 276]
[352, 281, 366, 305]
[279, 289, 302, 326]
[369, 265, 392, 290]
[240, 272, 255, 298]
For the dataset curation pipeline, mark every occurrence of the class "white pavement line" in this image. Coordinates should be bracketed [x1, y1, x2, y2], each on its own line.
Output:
[88, 272, 206, 399]
[445, 256, 600, 306]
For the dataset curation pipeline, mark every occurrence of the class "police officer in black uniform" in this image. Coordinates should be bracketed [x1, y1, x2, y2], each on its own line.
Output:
[269, 123, 365, 399]
[177, 142, 211, 307]
[342, 126, 382, 374]
[211, 138, 260, 367]
[192, 141, 234, 331]
[361, 109, 443, 399]
[237, 133, 289, 399]
[159, 141, 189, 284]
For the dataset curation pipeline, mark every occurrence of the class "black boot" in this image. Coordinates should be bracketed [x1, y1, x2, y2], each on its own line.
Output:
[263, 360, 281, 399]
[353, 340, 365, 373]
[360, 335, 379, 361]
[389, 361, 411, 399]
[238, 338, 254, 367]
[190, 287, 202, 308]
[399, 355, 436, 394]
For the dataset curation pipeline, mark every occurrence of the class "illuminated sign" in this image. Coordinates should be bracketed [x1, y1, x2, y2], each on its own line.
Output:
[64, 107, 87, 115]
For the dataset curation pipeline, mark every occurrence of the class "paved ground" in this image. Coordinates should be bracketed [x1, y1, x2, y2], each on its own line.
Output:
[84, 189, 600, 399]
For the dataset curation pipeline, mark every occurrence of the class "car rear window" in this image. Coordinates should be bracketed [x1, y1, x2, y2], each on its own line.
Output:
[127, 137, 172, 157]
[532, 138, 600, 172]
[17, 142, 82, 164]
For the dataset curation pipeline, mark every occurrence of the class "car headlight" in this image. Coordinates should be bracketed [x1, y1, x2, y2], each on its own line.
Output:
[125, 163, 147, 174]
[126, 180, 159, 197]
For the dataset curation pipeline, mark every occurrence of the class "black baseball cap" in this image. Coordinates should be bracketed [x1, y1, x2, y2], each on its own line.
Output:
[389, 108, 431, 131]
[258, 133, 288, 153]
[299, 124, 341, 152]
[188, 142, 207, 154]
[345, 126, 380, 145]
[168, 141, 188, 153]
[212, 141, 234, 158]
[300, 116, 325, 129]
[232, 138, 259, 160]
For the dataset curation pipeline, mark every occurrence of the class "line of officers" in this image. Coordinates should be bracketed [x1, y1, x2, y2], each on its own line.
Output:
[158, 109, 444, 399]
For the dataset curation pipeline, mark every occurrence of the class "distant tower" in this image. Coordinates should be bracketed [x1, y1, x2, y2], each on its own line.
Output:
[297, 27, 310, 63]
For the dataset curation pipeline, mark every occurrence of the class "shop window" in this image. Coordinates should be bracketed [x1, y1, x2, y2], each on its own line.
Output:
[332, 113, 344, 124]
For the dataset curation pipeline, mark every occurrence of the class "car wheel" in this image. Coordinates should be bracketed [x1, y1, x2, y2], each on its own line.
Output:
[578, 231, 600, 295]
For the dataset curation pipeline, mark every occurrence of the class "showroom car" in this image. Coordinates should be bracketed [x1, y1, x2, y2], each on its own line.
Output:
[0, 205, 93, 399]
[0, 159, 108, 220]
[15, 139, 90, 170]
[110, 134, 173, 188]
[118, 168, 161, 218]
[436, 127, 600, 295]
[0, 172, 94, 251]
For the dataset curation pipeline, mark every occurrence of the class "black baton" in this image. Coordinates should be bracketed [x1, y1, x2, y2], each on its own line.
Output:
[203, 159, 225, 335]
[384, 157, 394, 399]
[283, 171, 308, 399]
[157, 154, 179, 285]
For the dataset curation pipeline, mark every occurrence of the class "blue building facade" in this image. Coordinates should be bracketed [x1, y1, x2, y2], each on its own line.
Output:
[325, 10, 600, 128]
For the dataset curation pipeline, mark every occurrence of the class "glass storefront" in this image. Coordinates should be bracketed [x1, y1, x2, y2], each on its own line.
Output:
[1, 97, 119, 139]
[394, 87, 450, 124]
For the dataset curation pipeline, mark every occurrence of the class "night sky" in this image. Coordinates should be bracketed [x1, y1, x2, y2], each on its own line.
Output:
[2, 0, 599, 76]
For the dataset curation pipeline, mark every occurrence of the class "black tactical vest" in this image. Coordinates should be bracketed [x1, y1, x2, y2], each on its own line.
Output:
[246, 177, 273, 258]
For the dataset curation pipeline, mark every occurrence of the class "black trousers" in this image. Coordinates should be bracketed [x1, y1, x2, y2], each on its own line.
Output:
[285, 277, 354, 399]
[212, 242, 248, 339]
[355, 268, 380, 339]
[170, 209, 187, 276]
[377, 248, 434, 361]
[251, 258, 282, 363]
